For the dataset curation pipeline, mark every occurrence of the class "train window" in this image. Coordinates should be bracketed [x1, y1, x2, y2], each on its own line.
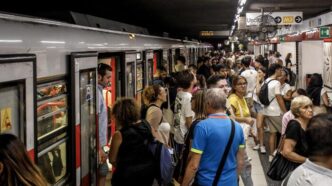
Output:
[36, 81, 68, 139]
[0, 83, 25, 139]
[38, 140, 67, 184]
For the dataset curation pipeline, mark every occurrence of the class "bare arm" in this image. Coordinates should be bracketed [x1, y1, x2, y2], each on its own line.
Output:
[146, 108, 164, 142]
[322, 92, 330, 107]
[282, 139, 306, 164]
[181, 152, 201, 186]
[229, 105, 254, 125]
[109, 131, 122, 167]
[283, 90, 293, 101]
[276, 94, 287, 113]
[236, 147, 245, 174]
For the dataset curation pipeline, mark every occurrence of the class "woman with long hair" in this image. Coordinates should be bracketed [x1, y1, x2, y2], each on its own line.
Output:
[109, 98, 155, 186]
[143, 84, 169, 144]
[306, 73, 330, 115]
[0, 134, 47, 186]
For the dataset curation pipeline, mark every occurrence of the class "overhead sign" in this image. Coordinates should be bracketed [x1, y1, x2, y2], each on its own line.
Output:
[246, 12, 303, 26]
[200, 31, 230, 37]
[320, 27, 330, 38]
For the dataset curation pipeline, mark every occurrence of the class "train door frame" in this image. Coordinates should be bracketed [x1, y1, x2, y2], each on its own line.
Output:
[0, 54, 36, 160]
[135, 51, 144, 107]
[143, 50, 154, 86]
[69, 52, 98, 186]
[124, 51, 138, 98]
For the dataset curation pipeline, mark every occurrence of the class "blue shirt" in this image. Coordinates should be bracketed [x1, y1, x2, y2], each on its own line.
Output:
[98, 84, 108, 147]
[191, 114, 245, 186]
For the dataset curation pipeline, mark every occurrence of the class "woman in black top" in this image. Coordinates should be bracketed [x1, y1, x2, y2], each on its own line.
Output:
[109, 98, 155, 186]
[285, 53, 293, 69]
[283, 96, 313, 165]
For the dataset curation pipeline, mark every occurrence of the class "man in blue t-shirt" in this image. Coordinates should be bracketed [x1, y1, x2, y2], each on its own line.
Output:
[182, 88, 245, 186]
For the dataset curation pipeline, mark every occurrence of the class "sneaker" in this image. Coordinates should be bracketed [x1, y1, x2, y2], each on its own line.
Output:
[260, 146, 267, 154]
[253, 144, 260, 150]
[269, 155, 274, 162]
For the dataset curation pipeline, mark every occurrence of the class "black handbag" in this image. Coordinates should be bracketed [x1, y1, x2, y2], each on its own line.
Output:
[267, 136, 297, 181]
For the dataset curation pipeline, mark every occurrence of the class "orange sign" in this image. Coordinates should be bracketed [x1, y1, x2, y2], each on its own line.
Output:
[283, 16, 294, 24]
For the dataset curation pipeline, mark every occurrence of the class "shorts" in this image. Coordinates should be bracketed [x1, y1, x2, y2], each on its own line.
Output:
[264, 115, 282, 133]
[253, 101, 263, 113]
[99, 162, 109, 177]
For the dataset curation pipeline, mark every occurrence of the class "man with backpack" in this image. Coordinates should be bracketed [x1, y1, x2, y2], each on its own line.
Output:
[260, 63, 287, 162]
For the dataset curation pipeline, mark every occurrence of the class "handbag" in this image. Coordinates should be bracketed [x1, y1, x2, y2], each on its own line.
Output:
[267, 136, 297, 180]
[162, 88, 174, 130]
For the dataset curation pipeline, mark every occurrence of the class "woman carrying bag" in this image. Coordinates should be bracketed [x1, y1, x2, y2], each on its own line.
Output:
[268, 96, 313, 181]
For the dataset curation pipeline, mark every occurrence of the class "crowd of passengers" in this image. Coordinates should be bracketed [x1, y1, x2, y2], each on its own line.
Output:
[1, 50, 332, 186]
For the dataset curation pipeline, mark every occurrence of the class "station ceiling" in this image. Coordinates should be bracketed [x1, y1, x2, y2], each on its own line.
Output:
[1, 0, 332, 41]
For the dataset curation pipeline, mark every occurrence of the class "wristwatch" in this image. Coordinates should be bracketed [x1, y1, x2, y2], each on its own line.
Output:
[102, 145, 110, 154]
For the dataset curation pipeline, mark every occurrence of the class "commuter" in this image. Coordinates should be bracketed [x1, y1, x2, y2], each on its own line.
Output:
[197, 57, 210, 80]
[188, 64, 198, 75]
[192, 74, 206, 94]
[240, 56, 257, 109]
[182, 88, 245, 186]
[279, 69, 292, 110]
[175, 55, 186, 72]
[282, 96, 313, 167]
[253, 67, 267, 153]
[175, 90, 206, 183]
[306, 73, 330, 115]
[262, 63, 287, 162]
[109, 98, 155, 186]
[153, 66, 168, 86]
[97, 63, 112, 185]
[281, 89, 307, 135]
[173, 70, 195, 157]
[227, 75, 254, 186]
[0, 133, 47, 186]
[143, 85, 169, 144]
[206, 74, 230, 95]
[287, 114, 332, 186]
[285, 53, 295, 69]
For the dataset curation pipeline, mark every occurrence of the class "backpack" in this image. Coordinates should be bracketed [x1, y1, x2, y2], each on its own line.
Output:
[259, 79, 276, 106]
[142, 120, 175, 185]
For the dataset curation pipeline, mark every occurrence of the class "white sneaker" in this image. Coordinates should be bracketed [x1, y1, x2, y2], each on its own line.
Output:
[269, 155, 274, 162]
[260, 146, 267, 154]
[253, 144, 260, 150]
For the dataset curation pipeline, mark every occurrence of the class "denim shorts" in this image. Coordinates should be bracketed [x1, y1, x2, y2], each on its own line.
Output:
[253, 101, 263, 113]
[99, 162, 109, 176]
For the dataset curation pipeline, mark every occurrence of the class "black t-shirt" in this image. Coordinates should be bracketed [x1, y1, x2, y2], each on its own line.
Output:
[285, 120, 308, 157]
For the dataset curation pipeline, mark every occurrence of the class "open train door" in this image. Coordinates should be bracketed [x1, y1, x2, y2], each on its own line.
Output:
[0, 54, 36, 160]
[144, 50, 154, 86]
[70, 52, 98, 186]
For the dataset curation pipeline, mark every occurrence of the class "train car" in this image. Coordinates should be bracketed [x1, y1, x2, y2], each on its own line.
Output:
[0, 13, 211, 186]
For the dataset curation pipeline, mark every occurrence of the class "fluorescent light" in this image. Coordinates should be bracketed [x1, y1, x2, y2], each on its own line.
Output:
[237, 7, 243, 14]
[40, 41, 65, 44]
[0, 40, 22, 43]
[240, 0, 247, 6]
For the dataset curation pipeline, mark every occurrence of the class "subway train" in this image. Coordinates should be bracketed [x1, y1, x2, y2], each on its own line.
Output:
[0, 13, 211, 186]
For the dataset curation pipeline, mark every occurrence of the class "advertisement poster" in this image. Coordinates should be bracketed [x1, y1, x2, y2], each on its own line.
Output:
[1, 107, 12, 132]
[136, 63, 143, 91]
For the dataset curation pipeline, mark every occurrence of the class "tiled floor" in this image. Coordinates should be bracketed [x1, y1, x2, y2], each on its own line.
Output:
[239, 137, 267, 186]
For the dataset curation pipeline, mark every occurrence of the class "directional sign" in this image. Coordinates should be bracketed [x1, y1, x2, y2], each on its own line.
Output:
[320, 27, 330, 38]
[246, 12, 303, 26]
[275, 16, 282, 24]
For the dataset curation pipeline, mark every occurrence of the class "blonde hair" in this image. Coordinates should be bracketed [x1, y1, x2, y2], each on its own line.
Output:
[291, 95, 313, 117]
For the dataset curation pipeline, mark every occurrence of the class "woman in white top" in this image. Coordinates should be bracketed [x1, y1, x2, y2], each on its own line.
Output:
[306, 73, 330, 115]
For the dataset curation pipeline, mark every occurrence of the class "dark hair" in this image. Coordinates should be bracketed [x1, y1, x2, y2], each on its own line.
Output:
[188, 64, 198, 71]
[241, 56, 252, 67]
[207, 74, 224, 88]
[308, 73, 323, 88]
[230, 75, 247, 94]
[191, 89, 206, 119]
[258, 66, 267, 74]
[0, 134, 47, 185]
[275, 52, 281, 58]
[196, 74, 207, 89]
[212, 63, 226, 72]
[175, 69, 194, 89]
[306, 114, 332, 157]
[112, 98, 140, 127]
[268, 63, 282, 76]
[285, 53, 292, 60]
[143, 84, 162, 103]
[98, 63, 112, 77]
[294, 88, 307, 96]
[177, 55, 186, 64]
[255, 55, 264, 65]
[197, 57, 204, 64]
